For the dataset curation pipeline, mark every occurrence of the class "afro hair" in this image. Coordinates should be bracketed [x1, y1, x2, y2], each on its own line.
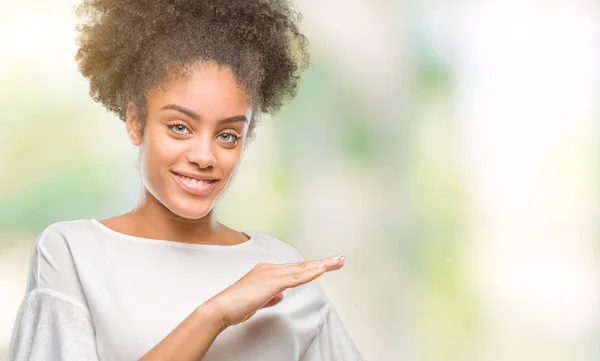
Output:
[74, 0, 311, 141]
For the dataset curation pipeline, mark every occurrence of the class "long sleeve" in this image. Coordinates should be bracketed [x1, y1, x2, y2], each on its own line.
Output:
[8, 223, 100, 361]
[301, 300, 367, 361]
[8, 289, 99, 360]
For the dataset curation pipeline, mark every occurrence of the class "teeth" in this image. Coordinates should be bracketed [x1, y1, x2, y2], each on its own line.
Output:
[178, 175, 212, 188]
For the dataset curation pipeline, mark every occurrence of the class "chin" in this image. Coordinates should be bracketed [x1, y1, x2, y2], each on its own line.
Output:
[167, 200, 214, 220]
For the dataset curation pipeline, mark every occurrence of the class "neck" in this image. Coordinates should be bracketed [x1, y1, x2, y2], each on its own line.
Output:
[128, 188, 222, 244]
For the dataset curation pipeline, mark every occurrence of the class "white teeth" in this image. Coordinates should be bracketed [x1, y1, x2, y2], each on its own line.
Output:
[178, 175, 211, 188]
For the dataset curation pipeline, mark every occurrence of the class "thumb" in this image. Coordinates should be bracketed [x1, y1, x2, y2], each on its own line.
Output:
[261, 292, 284, 309]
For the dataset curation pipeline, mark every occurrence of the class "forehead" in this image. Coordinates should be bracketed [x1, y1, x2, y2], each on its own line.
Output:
[147, 63, 252, 118]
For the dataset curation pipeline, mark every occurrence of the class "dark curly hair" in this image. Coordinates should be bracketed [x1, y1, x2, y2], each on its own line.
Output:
[74, 0, 310, 142]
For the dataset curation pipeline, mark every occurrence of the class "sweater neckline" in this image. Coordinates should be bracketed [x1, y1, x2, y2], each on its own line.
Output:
[88, 218, 256, 250]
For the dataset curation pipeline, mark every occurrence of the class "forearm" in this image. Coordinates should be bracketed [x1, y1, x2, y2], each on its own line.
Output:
[138, 303, 226, 361]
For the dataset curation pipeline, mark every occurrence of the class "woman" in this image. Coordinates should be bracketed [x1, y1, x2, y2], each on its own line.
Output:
[8, 0, 366, 360]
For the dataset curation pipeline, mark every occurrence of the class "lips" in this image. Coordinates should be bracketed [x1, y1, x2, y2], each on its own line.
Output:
[171, 172, 218, 196]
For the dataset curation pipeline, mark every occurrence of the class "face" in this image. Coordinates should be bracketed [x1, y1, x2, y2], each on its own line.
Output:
[126, 63, 252, 220]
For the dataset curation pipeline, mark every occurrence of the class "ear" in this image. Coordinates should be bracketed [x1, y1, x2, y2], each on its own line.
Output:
[125, 102, 143, 146]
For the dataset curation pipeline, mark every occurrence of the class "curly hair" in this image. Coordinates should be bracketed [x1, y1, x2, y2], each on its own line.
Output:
[74, 0, 310, 142]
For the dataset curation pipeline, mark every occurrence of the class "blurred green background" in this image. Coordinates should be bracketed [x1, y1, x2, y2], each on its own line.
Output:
[1, 1, 599, 360]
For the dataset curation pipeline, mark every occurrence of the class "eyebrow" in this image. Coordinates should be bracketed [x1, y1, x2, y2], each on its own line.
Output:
[160, 104, 248, 124]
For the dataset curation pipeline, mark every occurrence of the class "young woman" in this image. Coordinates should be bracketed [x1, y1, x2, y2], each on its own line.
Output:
[8, 0, 366, 360]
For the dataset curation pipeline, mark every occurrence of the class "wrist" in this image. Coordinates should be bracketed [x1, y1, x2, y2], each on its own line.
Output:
[195, 301, 228, 333]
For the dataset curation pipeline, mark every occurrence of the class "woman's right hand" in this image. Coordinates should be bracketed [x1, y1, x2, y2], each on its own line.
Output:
[203, 256, 346, 328]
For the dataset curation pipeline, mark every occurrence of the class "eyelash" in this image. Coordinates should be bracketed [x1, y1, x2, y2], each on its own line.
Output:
[218, 132, 241, 143]
[169, 122, 190, 135]
[168, 122, 241, 143]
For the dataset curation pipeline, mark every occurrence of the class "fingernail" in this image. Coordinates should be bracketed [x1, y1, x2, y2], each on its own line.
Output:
[331, 254, 344, 261]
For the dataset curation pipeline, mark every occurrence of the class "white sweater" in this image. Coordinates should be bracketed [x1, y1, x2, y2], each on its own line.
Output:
[8, 219, 365, 361]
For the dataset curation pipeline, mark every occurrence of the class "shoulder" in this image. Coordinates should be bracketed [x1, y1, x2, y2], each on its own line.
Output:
[26, 219, 97, 294]
[31, 219, 97, 261]
[243, 229, 307, 263]
[34, 219, 96, 243]
[31, 219, 88, 256]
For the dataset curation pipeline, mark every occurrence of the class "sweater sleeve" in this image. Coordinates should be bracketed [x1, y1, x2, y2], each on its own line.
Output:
[8, 289, 99, 361]
[8, 223, 100, 361]
[301, 300, 367, 361]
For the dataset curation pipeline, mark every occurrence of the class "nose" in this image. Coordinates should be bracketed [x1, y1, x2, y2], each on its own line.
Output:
[186, 137, 217, 168]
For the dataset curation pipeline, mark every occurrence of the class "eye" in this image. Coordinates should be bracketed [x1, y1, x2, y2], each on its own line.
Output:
[169, 123, 191, 135]
[218, 132, 240, 144]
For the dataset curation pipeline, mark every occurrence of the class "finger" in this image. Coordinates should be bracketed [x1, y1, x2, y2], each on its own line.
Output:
[277, 255, 345, 268]
[281, 268, 322, 289]
[274, 260, 320, 269]
[328, 255, 346, 270]
[280, 261, 339, 289]
[277, 256, 346, 275]
[302, 257, 345, 275]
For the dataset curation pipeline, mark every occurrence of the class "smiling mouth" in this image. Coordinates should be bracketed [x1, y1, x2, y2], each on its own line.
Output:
[171, 172, 218, 194]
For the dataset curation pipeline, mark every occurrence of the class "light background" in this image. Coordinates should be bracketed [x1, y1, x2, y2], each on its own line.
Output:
[1, 0, 599, 360]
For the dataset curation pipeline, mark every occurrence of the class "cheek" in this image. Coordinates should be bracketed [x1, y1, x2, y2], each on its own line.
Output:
[218, 147, 244, 176]
[139, 134, 183, 187]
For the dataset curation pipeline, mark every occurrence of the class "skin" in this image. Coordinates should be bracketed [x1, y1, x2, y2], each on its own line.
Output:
[95, 61, 348, 361]
[100, 61, 253, 245]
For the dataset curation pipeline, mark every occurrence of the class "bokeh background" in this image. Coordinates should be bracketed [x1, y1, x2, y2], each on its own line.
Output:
[1, 0, 599, 360]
